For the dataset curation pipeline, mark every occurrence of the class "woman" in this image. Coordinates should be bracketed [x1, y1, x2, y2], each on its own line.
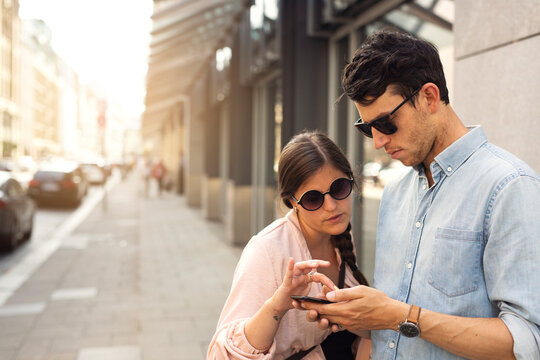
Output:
[208, 131, 370, 360]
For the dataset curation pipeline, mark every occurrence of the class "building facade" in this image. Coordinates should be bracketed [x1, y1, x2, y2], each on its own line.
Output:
[0, 0, 20, 158]
[143, 0, 540, 281]
[20, 19, 60, 158]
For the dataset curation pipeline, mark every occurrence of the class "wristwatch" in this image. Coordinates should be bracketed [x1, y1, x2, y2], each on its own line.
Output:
[398, 304, 421, 337]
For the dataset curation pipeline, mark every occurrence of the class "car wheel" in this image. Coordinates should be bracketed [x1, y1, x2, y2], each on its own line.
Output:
[23, 216, 34, 241]
[0, 220, 18, 252]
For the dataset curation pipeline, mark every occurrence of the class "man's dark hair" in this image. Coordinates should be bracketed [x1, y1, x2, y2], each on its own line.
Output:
[342, 29, 449, 106]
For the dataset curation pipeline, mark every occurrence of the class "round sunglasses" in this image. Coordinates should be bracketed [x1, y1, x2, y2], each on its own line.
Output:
[354, 87, 421, 138]
[291, 177, 354, 211]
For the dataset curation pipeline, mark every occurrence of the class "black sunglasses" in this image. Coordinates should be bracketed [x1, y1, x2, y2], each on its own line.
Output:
[291, 177, 354, 211]
[354, 87, 421, 138]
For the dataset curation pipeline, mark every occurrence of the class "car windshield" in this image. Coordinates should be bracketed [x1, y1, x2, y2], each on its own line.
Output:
[0, 171, 10, 186]
[34, 171, 67, 181]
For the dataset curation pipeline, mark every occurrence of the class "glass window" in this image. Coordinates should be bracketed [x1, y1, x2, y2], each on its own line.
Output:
[335, 36, 350, 151]
[250, 0, 264, 30]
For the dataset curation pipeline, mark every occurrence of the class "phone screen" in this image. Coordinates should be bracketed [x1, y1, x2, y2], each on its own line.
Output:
[290, 295, 335, 304]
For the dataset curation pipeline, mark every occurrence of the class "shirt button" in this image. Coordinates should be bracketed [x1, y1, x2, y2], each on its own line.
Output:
[447, 166, 452, 172]
[407, 262, 413, 269]
[415, 221, 421, 228]
[389, 342, 395, 349]
[422, 184, 427, 190]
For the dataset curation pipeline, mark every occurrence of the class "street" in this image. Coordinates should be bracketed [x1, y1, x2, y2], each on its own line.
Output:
[0, 172, 242, 360]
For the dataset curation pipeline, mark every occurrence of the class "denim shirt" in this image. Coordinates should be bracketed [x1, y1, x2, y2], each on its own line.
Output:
[371, 126, 540, 359]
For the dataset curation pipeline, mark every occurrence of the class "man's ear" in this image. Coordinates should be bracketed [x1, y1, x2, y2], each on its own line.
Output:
[421, 82, 440, 114]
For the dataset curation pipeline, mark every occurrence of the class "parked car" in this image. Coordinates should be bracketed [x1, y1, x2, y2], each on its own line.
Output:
[11, 156, 38, 190]
[0, 158, 15, 172]
[362, 161, 382, 184]
[0, 171, 36, 251]
[80, 162, 106, 185]
[27, 162, 88, 207]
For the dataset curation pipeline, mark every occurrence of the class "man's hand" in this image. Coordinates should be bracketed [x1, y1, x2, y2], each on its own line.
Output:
[298, 285, 409, 332]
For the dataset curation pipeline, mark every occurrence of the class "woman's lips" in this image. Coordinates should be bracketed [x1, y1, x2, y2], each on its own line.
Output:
[327, 214, 343, 223]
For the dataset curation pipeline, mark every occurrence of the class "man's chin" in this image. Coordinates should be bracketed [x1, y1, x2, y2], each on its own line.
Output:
[399, 157, 421, 168]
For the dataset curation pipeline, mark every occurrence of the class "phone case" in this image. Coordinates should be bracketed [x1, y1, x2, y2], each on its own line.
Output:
[290, 295, 334, 304]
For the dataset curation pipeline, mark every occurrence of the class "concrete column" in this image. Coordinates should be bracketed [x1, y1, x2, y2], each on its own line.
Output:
[454, 0, 540, 172]
[224, 22, 254, 246]
[202, 104, 221, 220]
[184, 112, 204, 207]
[251, 80, 280, 234]
[281, 0, 329, 143]
[185, 76, 207, 207]
[219, 101, 230, 221]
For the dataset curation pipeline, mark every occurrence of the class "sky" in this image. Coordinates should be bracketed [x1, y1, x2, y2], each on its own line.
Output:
[19, 0, 154, 118]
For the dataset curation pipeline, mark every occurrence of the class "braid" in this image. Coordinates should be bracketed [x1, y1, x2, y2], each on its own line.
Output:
[331, 223, 370, 286]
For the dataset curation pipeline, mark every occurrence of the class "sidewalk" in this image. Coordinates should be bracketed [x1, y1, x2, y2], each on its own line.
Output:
[0, 172, 242, 360]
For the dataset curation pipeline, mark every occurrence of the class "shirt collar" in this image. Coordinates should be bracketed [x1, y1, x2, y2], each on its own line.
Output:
[433, 125, 488, 177]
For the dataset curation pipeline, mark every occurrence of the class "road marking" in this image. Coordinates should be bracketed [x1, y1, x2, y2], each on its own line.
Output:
[51, 287, 98, 301]
[0, 175, 120, 306]
[0, 302, 46, 316]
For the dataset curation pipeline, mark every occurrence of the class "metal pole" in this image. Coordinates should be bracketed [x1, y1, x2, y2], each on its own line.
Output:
[101, 126, 107, 212]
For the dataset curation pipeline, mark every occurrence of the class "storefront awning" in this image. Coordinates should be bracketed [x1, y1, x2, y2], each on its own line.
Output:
[143, 0, 245, 135]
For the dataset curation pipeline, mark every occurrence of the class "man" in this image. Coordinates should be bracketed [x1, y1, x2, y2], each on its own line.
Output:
[298, 30, 540, 359]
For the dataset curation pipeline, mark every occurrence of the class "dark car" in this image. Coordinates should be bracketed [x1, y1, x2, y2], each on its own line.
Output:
[0, 171, 36, 251]
[27, 162, 88, 207]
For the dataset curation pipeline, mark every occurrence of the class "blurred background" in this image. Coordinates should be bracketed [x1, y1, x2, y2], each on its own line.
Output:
[0, 0, 539, 359]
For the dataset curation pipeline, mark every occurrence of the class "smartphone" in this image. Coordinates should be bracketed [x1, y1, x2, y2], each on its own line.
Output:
[290, 295, 335, 304]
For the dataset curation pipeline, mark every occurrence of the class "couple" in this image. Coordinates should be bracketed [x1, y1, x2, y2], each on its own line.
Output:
[208, 30, 540, 359]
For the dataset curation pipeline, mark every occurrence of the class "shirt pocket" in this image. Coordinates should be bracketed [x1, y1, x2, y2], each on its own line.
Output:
[428, 227, 483, 297]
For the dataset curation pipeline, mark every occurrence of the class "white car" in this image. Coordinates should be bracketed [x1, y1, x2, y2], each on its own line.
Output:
[362, 161, 382, 184]
[80, 163, 106, 185]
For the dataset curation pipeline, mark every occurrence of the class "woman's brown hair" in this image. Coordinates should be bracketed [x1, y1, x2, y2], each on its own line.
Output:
[278, 131, 369, 286]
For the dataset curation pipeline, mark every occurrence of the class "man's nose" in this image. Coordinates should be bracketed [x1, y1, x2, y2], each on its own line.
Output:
[372, 128, 391, 150]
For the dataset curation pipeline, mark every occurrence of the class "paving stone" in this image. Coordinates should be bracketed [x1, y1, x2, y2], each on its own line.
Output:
[0, 349, 17, 360]
[27, 324, 84, 340]
[0, 315, 38, 336]
[43, 352, 78, 360]
[49, 337, 83, 353]
[16, 338, 51, 359]
[141, 345, 202, 360]
[0, 334, 23, 350]
[79, 336, 112, 349]
[77, 346, 140, 360]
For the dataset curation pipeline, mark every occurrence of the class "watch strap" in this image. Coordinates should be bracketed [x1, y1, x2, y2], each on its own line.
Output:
[407, 304, 421, 325]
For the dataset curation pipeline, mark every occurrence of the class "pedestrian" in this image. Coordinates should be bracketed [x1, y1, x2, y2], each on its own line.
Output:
[151, 159, 166, 195]
[297, 30, 540, 359]
[208, 131, 371, 360]
[143, 157, 152, 198]
[177, 151, 184, 194]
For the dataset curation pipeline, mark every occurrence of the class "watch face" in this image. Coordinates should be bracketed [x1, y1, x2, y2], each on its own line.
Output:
[399, 322, 420, 338]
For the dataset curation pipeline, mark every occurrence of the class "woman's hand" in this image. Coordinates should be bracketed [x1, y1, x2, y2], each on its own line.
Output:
[269, 258, 336, 315]
[244, 259, 336, 351]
